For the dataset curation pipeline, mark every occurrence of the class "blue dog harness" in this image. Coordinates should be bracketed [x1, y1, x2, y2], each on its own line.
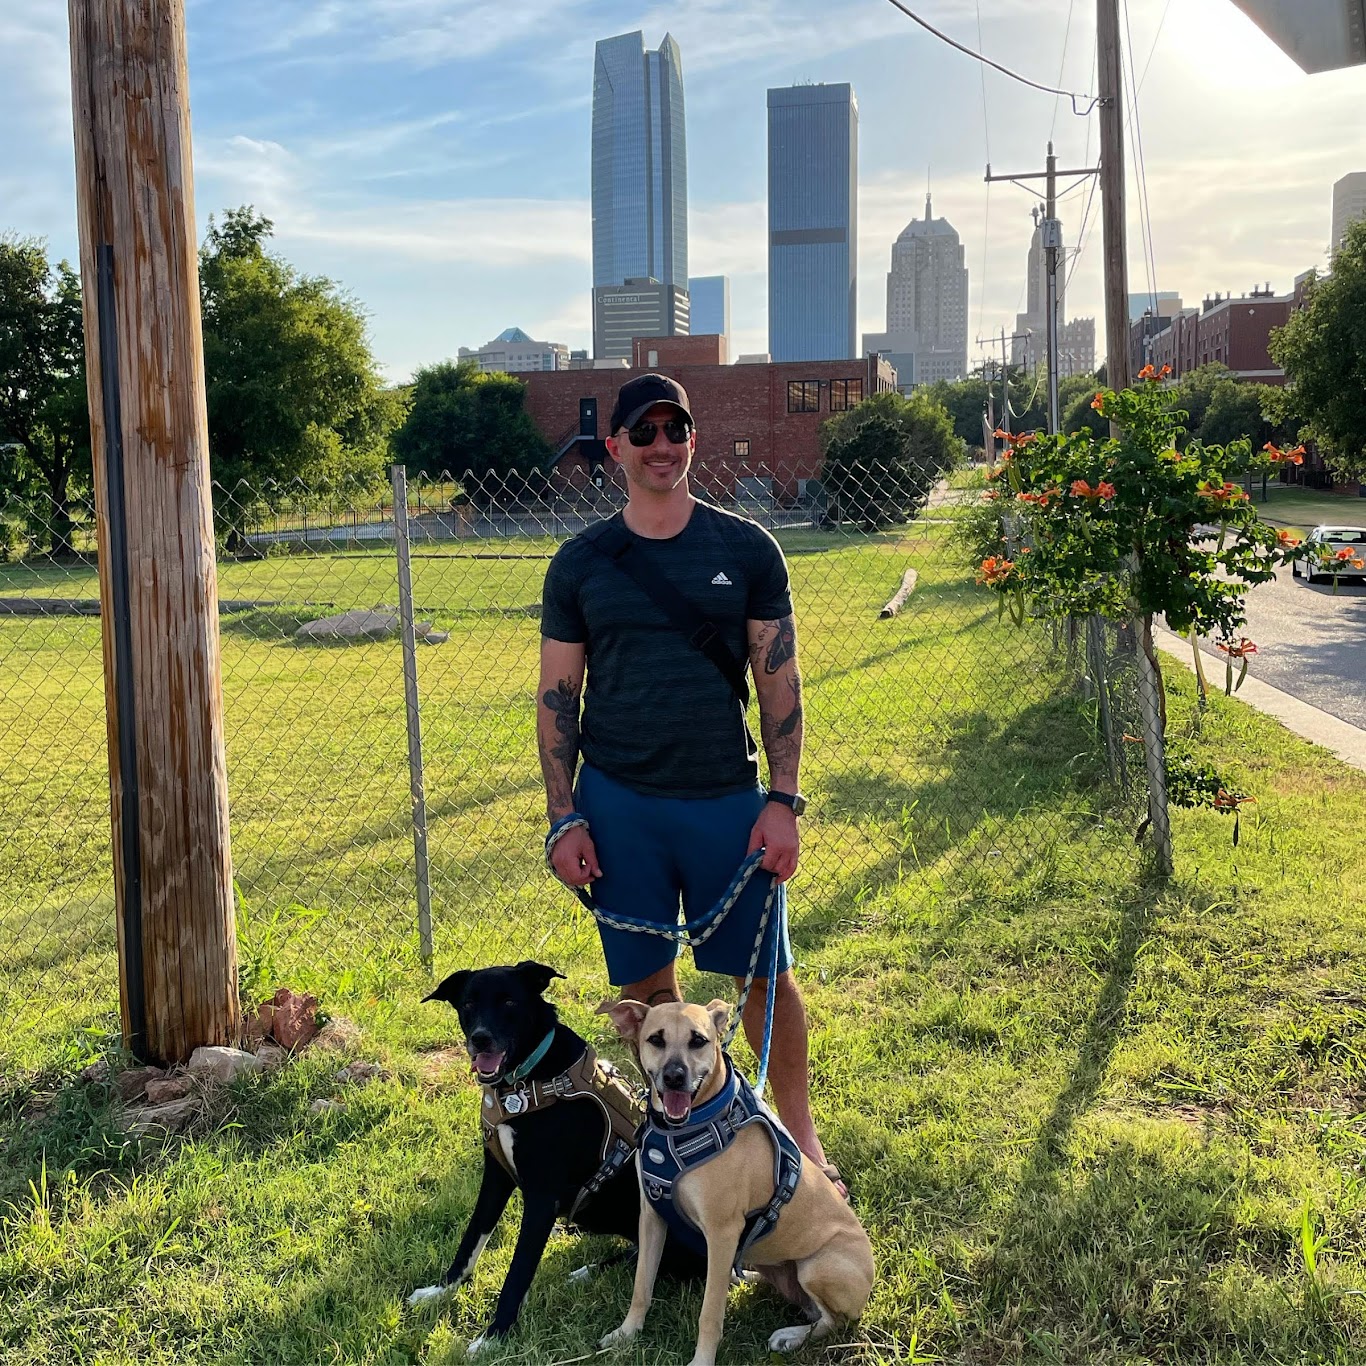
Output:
[637, 1057, 803, 1267]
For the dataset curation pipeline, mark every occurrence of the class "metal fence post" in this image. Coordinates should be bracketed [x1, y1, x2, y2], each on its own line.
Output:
[392, 465, 434, 965]
[1134, 611, 1174, 876]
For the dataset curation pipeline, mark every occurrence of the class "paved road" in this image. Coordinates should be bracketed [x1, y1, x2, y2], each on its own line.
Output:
[1194, 564, 1366, 729]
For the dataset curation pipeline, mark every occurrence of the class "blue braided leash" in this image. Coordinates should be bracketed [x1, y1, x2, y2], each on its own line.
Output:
[546, 814, 781, 1094]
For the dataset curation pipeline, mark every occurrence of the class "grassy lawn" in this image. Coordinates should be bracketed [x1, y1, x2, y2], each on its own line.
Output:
[3, 529, 1365, 1363]
[1245, 486, 1366, 535]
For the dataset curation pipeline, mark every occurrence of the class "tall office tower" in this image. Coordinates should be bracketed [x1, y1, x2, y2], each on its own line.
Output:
[591, 31, 688, 356]
[767, 83, 858, 361]
[688, 275, 730, 338]
[862, 193, 969, 388]
[1332, 172, 1366, 255]
[1011, 207, 1096, 377]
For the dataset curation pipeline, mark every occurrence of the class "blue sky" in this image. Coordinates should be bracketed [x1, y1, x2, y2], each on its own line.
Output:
[4, 1, 1365, 381]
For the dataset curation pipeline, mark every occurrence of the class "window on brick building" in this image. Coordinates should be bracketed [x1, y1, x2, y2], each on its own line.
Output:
[733, 439, 750, 458]
[829, 378, 863, 411]
[786, 381, 821, 413]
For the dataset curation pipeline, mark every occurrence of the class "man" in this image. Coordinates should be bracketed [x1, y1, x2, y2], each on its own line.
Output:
[537, 372, 843, 1192]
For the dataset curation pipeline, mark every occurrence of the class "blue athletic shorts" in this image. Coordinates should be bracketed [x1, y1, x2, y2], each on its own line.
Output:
[575, 763, 792, 988]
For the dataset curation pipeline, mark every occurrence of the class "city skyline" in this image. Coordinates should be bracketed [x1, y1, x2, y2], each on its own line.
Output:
[4, 2, 1363, 380]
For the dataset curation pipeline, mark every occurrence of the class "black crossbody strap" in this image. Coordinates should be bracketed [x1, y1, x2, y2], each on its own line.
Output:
[585, 518, 750, 707]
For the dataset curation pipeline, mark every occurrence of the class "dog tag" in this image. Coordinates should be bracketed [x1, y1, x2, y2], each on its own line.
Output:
[504, 1093, 526, 1115]
[647, 1147, 665, 1164]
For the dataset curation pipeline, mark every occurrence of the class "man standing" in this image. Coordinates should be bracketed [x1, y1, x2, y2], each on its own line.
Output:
[537, 373, 842, 1191]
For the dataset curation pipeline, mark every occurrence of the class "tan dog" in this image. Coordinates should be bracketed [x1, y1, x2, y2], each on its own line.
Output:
[596, 998, 874, 1366]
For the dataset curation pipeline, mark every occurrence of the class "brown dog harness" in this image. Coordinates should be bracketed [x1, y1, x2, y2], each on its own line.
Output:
[480, 1046, 643, 1218]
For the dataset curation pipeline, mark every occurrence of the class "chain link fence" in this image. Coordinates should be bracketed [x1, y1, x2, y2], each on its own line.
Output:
[0, 462, 1148, 1070]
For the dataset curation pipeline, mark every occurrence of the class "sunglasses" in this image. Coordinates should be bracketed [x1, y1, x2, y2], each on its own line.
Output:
[625, 417, 692, 447]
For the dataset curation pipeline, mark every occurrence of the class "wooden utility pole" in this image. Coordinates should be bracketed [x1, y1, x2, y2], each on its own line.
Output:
[1097, 0, 1131, 392]
[69, 0, 238, 1062]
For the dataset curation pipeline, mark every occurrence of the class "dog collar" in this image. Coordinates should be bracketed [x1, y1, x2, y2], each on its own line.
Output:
[506, 1028, 556, 1083]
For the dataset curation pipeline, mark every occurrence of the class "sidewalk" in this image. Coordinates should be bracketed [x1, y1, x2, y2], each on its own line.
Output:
[1153, 626, 1366, 774]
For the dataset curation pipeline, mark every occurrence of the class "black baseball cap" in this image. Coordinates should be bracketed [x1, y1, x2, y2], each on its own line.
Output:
[610, 373, 694, 433]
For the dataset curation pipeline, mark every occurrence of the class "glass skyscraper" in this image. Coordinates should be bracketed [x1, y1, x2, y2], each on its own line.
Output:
[767, 84, 858, 362]
[592, 31, 688, 359]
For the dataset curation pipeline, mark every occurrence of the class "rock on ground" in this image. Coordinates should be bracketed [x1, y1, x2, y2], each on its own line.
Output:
[187, 1046, 262, 1083]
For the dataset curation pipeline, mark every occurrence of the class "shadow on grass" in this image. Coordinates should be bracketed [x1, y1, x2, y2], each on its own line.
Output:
[792, 689, 1136, 955]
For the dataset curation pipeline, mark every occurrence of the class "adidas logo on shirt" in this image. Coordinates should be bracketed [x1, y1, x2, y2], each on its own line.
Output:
[711, 572, 733, 585]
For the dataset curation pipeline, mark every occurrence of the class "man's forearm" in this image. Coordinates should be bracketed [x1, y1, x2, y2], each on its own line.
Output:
[537, 676, 581, 820]
[749, 616, 803, 791]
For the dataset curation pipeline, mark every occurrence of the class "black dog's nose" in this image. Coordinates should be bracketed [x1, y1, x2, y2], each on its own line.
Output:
[469, 1029, 494, 1051]
[662, 1063, 688, 1090]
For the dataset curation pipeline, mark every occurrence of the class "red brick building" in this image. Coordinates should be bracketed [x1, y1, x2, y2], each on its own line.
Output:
[1146, 288, 1290, 383]
[523, 348, 897, 503]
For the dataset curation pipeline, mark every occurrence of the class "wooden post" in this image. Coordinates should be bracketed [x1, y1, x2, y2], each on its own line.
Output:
[1097, 0, 1131, 392]
[69, 0, 238, 1062]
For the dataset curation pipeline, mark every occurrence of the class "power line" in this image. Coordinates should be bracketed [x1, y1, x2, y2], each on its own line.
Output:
[1050, 0, 1078, 142]
[975, 0, 991, 341]
[1136, 0, 1174, 93]
[1123, 0, 1159, 314]
[882, 0, 1098, 109]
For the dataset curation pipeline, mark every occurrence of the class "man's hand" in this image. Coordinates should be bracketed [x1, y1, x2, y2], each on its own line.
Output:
[747, 802, 799, 883]
[550, 826, 602, 887]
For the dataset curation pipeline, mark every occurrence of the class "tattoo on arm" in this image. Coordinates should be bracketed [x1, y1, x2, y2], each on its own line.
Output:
[538, 677, 581, 817]
[752, 616, 796, 675]
[759, 675, 803, 781]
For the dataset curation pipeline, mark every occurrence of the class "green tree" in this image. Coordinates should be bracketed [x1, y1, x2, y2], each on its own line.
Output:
[199, 208, 399, 530]
[1269, 220, 1366, 479]
[391, 359, 550, 497]
[819, 389, 962, 530]
[1198, 378, 1273, 450]
[924, 376, 993, 448]
[0, 237, 90, 554]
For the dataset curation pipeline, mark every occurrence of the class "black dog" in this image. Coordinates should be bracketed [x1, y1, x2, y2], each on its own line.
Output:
[410, 961, 700, 1348]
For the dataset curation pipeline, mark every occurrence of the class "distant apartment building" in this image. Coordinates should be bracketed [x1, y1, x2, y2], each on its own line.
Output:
[768, 83, 858, 362]
[458, 327, 569, 374]
[687, 275, 730, 340]
[862, 193, 969, 390]
[1146, 286, 1291, 382]
[592, 278, 690, 362]
[1332, 172, 1366, 254]
[592, 31, 689, 356]
[1127, 292, 1182, 323]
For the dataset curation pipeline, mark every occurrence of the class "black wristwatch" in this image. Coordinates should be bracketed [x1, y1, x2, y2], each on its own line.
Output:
[765, 790, 808, 816]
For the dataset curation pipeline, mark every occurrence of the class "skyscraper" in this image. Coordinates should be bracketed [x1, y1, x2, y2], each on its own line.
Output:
[1012, 208, 1095, 378]
[767, 83, 858, 362]
[591, 31, 688, 356]
[1332, 172, 1366, 255]
[862, 193, 968, 388]
[688, 275, 730, 338]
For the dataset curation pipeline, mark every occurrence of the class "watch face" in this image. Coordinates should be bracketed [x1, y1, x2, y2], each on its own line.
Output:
[790, 794, 808, 816]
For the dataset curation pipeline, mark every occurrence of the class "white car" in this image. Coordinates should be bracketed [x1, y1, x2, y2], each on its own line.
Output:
[1292, 525, 1366, 584]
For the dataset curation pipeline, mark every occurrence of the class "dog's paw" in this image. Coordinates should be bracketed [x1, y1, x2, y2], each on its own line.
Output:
[768, 1324, 814, 1353]
[599, 1324, 640, 1350]
[465, 1334, 490, 1356]
[406, 1284, 450, 1309]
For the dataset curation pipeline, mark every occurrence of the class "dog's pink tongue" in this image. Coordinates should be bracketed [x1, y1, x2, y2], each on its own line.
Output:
[473, 1050, 505, 1076]
[662, 1089, 692, 1121]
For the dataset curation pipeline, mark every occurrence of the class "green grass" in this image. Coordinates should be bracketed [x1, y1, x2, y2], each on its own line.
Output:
[3, 527, 1366, 1362]
[1245, 487, 1366, 535]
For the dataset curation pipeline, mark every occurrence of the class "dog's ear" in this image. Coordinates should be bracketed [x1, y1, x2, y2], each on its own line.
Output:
[704, 998, 731, 1039]
[597, 998, 650, 1040]
[514, 960, 566, 998]
[423, 969, 470, 1008]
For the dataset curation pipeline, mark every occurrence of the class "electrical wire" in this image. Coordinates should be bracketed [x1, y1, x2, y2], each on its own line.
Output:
[1136, 0, 1173, 94]
[882, 0, 1098, 110]
[1050, 0, 1078, 142]
[975, 0, 991, 344]
[1123, 0, 1160, 316]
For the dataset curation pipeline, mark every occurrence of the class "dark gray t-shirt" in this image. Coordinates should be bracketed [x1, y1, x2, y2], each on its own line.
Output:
[540, 502, 793, 798]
